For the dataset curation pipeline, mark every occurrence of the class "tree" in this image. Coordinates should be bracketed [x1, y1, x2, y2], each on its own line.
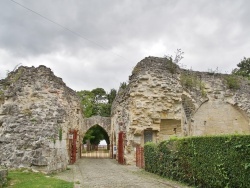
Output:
[107, 88, 117, 105]
[83, 125, 109, 146]
[77, 87, 116, 117]
[77, 90, 95, 118]
[232, 57, 250, 79]
[82, 129, 95, 144]
[91, 88, 106, 103]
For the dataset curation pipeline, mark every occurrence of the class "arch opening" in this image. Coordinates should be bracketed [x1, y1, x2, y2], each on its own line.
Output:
[82, 124, 110, 158]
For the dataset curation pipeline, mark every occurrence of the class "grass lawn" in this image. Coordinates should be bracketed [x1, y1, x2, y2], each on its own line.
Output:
[5, 170, 74, 188]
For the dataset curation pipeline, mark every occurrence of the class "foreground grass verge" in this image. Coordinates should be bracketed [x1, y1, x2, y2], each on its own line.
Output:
[5, 170, 74, 188]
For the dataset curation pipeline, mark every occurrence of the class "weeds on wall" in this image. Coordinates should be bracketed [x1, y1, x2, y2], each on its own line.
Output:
[119, 82, 127, 89]
[224, 75, 240, 90]
[168, 61, 179, 74]
[164, 49, 184, 75]
[0, 90, 4, 101]
[59, 127, 63, 141]
[180, 73, 206, 97]
[5, 64, 23, 85]
[207, 67, 220, 75]
[12, 68, 23, 83]
[144, 135, 250, 188]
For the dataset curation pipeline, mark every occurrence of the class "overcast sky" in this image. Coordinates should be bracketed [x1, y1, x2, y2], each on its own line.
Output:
[1, 0, 250, 91]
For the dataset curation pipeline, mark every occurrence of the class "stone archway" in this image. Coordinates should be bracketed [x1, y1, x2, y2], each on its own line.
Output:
[80, 115, 112, 158]
[191, 101, 249, 136]
[81, 115, 111, 137]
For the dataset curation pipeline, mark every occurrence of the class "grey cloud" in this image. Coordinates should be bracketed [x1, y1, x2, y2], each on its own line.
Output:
[1, 0, 250, 91]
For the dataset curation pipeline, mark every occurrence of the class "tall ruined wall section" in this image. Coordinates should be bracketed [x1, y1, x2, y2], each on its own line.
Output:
[0, 66, 83, 173]
[112, 56, 250, 165]
[112, 57, 184, 164]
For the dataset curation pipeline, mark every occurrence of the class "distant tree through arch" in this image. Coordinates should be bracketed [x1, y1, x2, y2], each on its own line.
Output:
[83, 124, 110, 150]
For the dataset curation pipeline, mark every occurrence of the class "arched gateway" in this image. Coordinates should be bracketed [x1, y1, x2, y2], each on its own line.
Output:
[80, 116, 112, 158]
[81, 115, 111, 137]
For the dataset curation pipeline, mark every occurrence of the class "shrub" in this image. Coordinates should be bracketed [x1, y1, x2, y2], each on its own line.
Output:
[144, 142, 159, 174]
[144, 135, 250, 188]
[224, 75, 240, 90]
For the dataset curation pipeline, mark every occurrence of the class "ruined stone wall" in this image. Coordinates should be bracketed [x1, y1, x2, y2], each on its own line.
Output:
[0, 66, 83, 173]
[112, 57, 184, 164]
[185, 71, 250, 136]
[111, 56, 250, 165]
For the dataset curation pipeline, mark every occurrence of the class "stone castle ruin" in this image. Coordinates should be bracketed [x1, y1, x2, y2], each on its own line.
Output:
[0, 56, 249, 172]
[0, 66, 83, 173]
[111, 57, 250, 164]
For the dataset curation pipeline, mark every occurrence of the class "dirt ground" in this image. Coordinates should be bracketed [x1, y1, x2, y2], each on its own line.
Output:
[55, 158, 190, 188]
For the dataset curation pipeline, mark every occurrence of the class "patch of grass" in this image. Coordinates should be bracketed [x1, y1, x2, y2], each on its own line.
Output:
[5, 170, 73, 188]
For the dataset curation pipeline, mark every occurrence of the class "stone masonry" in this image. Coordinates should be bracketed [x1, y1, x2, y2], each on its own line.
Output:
[111, 57, 250, 164]
[82, 116, 111, 137]
[0, 65, 83, 173]
[0, 57, 249, 171]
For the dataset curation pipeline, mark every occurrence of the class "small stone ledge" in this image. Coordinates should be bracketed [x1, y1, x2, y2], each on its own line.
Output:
[0, 167, 8, 188]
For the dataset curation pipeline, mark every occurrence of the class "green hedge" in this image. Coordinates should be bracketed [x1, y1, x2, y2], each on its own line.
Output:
[144, 135, 250, 188]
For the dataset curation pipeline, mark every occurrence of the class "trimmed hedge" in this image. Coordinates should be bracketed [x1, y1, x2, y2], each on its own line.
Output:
[144, 135, 250, 188]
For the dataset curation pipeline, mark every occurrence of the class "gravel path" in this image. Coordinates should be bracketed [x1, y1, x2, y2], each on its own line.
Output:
[55, 158, 190, 188]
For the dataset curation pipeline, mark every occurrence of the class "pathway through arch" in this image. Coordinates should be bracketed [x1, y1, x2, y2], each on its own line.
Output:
[55, 158, 190, 188]
[81, 116, 112, 159]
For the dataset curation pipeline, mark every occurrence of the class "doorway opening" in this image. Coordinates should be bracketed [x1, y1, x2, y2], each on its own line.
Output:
[82, 124, 110, 158]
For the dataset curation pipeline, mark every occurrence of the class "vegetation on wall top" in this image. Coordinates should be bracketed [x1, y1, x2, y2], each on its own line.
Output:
[164, 48, 184, 74]
[180, 72, 206, 97]
[224, 75, 240, 90]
